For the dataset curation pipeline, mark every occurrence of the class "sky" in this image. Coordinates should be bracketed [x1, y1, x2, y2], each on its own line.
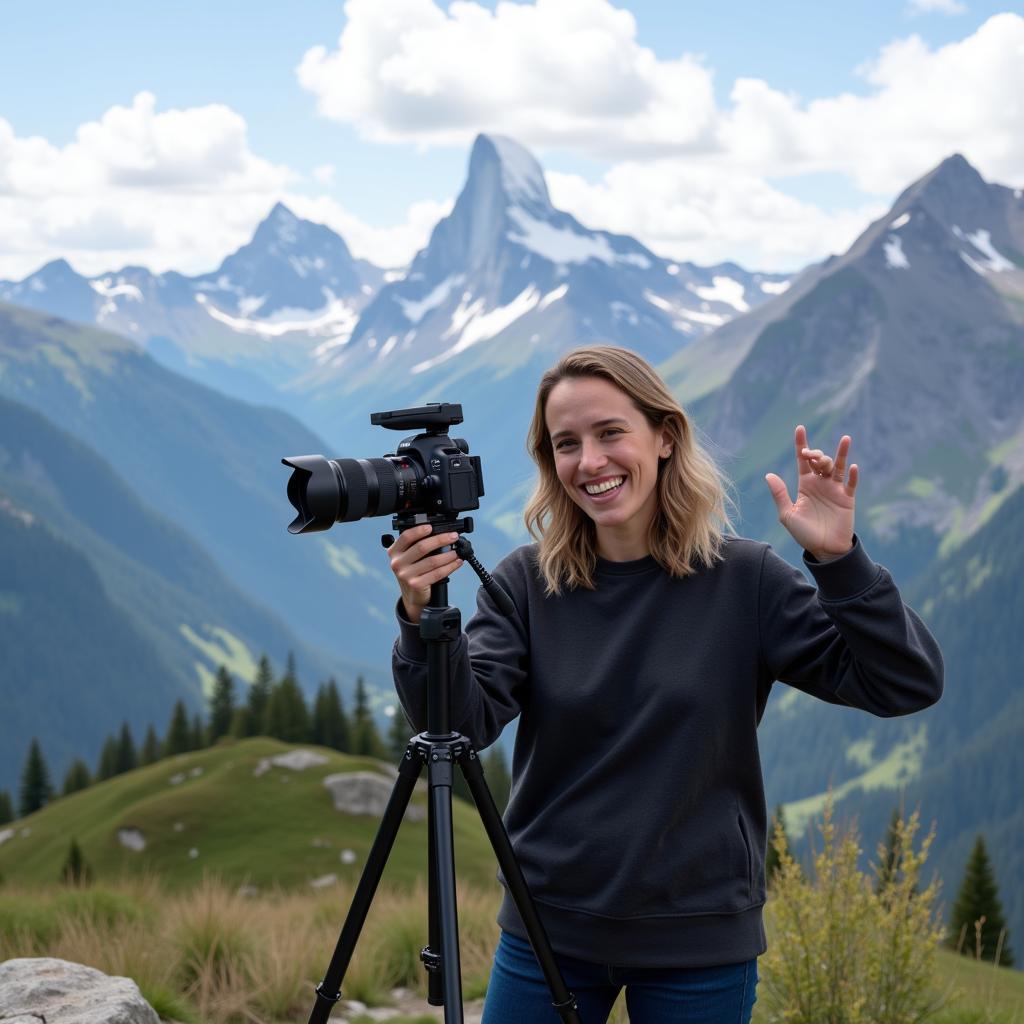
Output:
[1, 0, 1022, 280]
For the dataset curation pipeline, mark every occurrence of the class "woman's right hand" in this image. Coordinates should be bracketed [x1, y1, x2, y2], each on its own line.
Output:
[387, 524, 464, 624]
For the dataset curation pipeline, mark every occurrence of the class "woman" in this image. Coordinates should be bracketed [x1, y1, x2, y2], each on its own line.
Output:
[388, 345, 943, 1023]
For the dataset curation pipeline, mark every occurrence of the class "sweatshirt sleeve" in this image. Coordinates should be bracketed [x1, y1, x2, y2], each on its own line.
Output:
[758, 534, 944, 717]
[391, 552, 530, 748]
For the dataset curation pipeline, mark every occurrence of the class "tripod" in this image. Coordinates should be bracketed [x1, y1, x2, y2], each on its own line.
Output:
[307, 533, 583, 1024]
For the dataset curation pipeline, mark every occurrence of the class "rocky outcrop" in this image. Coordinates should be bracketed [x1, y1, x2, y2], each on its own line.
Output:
[322, 771, 426, 821]
[0, 958, 159, 1024]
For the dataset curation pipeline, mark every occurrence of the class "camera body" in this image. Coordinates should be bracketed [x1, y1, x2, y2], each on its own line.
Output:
[283, 403, 484, 535]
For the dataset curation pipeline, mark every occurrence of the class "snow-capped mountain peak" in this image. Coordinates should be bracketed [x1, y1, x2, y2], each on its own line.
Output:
[484, 134, 552, 212]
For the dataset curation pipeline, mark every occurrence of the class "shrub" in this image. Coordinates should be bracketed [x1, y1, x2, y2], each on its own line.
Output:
[760, 795, 948, 1024]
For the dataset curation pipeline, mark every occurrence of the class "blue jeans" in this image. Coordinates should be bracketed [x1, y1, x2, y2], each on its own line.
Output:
[482, 930, 758, 1023]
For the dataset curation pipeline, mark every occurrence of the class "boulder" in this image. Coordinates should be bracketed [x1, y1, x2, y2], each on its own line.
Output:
[322, 771, 426, 821]
[0, 958, 159, 1024]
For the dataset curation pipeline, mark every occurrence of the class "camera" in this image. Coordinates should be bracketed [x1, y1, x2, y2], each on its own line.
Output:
[282, 403, 485, 534]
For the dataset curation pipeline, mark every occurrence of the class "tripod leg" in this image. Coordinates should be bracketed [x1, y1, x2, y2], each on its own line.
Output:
[429, 749, 465, 1024]
[307, 747, 422, 1024]
[460, 751, 582, 1024]
[425, 785, 444, 1005]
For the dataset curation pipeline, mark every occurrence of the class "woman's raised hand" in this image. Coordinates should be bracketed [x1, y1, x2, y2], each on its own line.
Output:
[387, 524, 464, 624]
[764, 425, 858, 561]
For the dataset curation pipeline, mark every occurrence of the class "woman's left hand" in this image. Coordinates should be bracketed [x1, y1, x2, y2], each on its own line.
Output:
[764, 425, 858, 561]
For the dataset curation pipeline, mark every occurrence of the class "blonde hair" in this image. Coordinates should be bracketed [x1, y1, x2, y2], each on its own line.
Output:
[523, 345, 737, 594]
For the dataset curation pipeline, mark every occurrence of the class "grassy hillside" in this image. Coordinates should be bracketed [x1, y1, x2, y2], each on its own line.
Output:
[0, 737, 500, 891]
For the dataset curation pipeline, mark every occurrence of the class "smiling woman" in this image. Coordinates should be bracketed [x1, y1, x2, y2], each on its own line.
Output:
[387, 344, 943, 1023]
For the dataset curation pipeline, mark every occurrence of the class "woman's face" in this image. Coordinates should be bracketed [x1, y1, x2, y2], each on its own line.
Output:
[545, 375, 672, 557]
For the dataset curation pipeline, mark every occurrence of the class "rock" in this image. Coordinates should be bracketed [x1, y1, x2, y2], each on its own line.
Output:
[340, 849, 357, 864]
[188, 847, 199, 859]
[322, 772, 426, 821]
[309, 873, 338, 889]
[172, 822, 184, 832]
[0, 827, 14, 846]
[117, 828, 146, 852]
[0, 957, 159, 1024]
[168, 772, 186, 785]
[253, 749, 329, 776]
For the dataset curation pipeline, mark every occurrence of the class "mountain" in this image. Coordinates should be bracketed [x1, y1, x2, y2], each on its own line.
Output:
[291, 134, 789, 442]
[0, 393, 354, 793]
[669, 153, 1024, 581]
[0, 204, 384, 412]
[0, 301, 408, 672]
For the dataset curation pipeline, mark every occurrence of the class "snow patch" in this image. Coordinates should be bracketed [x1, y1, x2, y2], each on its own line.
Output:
[953, 226, 1015, 273]
[237, 294, 266, 317]
[198, 292, 358, 342]
[619, 251, 652, 269]
[678, 309, 728, 327]
[507, 208, 618, 266]
[890, 212, 911, 230]
[884, 235, 910, 269]
[643, 290, 673, 313]
[397, 274, 463, 323]
[383, 269, 405, 283]
[90, 278, 143, 301]
[413, 286, 541, 374]
[29, 278, 46, 292]
[690, 276, 748, 313]
[539, 283, 568, 310]
[760, 280, 790, 295]
[378, 335, 398, 360]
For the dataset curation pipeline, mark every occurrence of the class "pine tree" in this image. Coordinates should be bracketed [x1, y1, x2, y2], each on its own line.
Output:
[97, 734, 120, 780]
[948, 835, 1014, 965]
[62, 759, 92, 796]
[229, 706, 250, 738]
[60, 838, 92, 886]
[483, 744, 512, 814]
[0, 789, 13, 824]
[311, 680, 351, 752]
[247, 655, 274, 736]
[264, 675, 310, 743]
[116, 721, 138, 775]
[765, 804, 791, 887]
[352, 676, 386, 758]
[140, 724, 161, 766]
[190, 713, 205, 751]
[208, 665, 236, 742]
[164, 700, 191, 756]
[875, 806, 904, 896]
[388, 705, 411, 759]
[19, 738, 53, 817]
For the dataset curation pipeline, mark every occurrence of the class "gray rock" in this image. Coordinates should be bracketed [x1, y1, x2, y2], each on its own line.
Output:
[322, 771, 426, 821]
[253, 749, 329, 777]
[0, 957, 159, 1024]
[117, 828, 146, 852]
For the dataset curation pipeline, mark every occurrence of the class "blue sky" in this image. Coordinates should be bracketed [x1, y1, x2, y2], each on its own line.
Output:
[2, 0, 1021, 278]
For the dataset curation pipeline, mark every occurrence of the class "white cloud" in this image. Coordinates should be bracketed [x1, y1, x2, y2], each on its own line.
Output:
[547, 165, 886, 273]
[300, 3, 1024, 193]
[0, 93, 446, 278]
[298, 0, 716, 158]
[907, 0, 967, 14]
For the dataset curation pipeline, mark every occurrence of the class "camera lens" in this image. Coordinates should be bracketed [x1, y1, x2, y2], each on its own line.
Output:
[282, 454, 427, 533]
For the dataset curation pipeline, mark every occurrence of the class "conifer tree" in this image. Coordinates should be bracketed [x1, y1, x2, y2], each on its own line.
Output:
[208, 665, 236, 742]
[97, 734, 120, 780]
[190, 713, 205, 750]
[247, 655, 274, 736]
[312, 680, 351, 752]
[19, 738, 53, 817]
[116, 721, 138, 774]
[388, 705, 411, 759]
[164, 700, 191, 756]
[875, 806, 904, 896]
[948, 835, 1014, 965]
[229, 706, 250, 738]
[60, 838, 92, 886]
[0, 789, 12, 824]
[765, 804, 791, 887]
[140, 724, 161, 766]
[352, 676, 386, 758]
[264, 674, 310, 743]
[62, 759, 92, 796]
[483, 744, 512, 814]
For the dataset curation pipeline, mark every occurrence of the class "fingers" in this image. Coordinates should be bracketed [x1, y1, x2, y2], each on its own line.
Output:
[795, 428, 857, 489]
[387, 524, 463, 590]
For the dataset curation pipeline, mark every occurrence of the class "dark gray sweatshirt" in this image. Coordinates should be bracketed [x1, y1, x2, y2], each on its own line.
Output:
[392, 534, 943, 968]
